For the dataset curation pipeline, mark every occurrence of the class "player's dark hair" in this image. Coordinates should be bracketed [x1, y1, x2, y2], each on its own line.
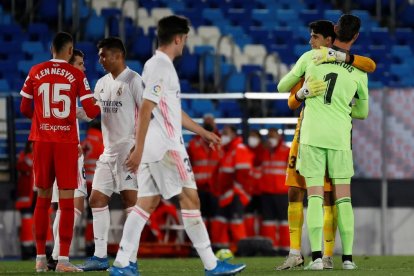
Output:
[336, 14, 361, 42]
[68, 49, 84, 65]
[157, 15, 190, 46]
[97, 37, 126, 57]
[226, 125, 238, 135]
[52, 32, 73, 54]
[309, 20, 336, 40]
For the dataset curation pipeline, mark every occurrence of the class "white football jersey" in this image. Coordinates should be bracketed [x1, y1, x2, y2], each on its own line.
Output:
[94, 67, 143, 155]
[141, 50, 186, 163]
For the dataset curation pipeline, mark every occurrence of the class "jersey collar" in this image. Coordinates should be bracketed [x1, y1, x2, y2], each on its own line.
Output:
[49, 59, 68, 63]
[155, 50, 173, 65]
[110, 67, 130, 81]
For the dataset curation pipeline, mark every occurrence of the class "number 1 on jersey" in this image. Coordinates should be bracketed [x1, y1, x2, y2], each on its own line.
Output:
[323, 73, 338, 105]
[39, 83, 71, 119]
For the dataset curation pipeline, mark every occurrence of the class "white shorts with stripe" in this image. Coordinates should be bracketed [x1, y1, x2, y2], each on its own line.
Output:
[51, 154, 87, 203]
[138, 150, 197, 199]
[92, 140, 138, 197]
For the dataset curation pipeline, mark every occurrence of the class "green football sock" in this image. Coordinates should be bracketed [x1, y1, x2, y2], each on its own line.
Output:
[336, 197, 354, 255]
[307, 195, 324, 252]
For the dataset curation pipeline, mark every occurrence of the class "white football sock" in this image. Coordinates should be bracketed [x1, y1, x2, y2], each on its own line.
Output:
[52, 210, 61, 260]
[92, 206, 110, 258]
[114, 206, 149, 268]
[125, 207, 139, 264]
[182, 209, 217, 270]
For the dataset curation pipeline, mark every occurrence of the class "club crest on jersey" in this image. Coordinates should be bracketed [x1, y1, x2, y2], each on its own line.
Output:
[116, 87, 123, 96]
[83, 78, 90, 90]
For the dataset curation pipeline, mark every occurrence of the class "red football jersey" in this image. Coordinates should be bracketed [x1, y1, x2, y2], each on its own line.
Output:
[20, 59, 94, 143]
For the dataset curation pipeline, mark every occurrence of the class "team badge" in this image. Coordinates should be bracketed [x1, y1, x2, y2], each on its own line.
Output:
[153, 85, 161, 94]
[83, 78, 90, 90]
[116, 87, 122, 96]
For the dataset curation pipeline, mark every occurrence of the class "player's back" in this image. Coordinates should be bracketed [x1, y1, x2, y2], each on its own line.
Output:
[21, 59, 88, 143]
[300, 51, 368, 150]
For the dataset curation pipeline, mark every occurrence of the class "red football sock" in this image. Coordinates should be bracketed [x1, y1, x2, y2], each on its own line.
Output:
[34, 197, 51, 255]
[58, 198, 74, 257]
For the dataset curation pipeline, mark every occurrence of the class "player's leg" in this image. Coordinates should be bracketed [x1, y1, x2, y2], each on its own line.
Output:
[32, 141, 54, 272]
[322, 180, 336, 269]
[297, 144, 326, 270]
[111, 162, 160, 274]
[120, 189, 139, 268]
[54, 142, 82, 272]
[329, 149, 356, 269]
[79, 156, 114, 271]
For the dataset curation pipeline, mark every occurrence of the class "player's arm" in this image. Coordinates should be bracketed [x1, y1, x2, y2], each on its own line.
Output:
[77, 74, 100, 119]
[20, 73, 34, 118]
[126, 98, 156, 173]
[288, 79, 305, 110]
[182, 111, 220, 149]
[278, 51, 311, 92]
[351, 74, 369, 119]
[351, 55, 376, 73]
[312, 46, 376, 73]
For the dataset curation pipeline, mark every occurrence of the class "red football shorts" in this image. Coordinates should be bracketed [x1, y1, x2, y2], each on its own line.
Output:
[33, 141, 78, 190]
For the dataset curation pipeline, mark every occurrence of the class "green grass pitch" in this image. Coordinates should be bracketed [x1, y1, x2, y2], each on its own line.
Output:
[1, 256, 414, 275]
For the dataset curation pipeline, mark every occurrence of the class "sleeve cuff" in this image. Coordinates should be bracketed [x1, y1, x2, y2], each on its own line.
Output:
[20, 91, 33, 99]
[80, 94, 94, 101]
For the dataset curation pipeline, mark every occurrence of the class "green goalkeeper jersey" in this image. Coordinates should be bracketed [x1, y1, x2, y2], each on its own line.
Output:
[278, 50, 369, 150]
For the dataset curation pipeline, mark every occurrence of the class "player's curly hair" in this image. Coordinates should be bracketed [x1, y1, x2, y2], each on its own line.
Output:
[309, 20, 336, 40]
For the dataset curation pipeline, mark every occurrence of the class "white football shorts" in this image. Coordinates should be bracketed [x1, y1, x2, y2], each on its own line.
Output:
[92, 140, 138, 197]
[138, 150, 197, 199]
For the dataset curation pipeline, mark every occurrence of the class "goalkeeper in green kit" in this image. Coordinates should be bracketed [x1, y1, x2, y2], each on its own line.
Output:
[277, 14, 368, 270]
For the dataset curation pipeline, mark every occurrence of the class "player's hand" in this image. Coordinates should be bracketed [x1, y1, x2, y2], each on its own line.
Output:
[125, 148, 141, 174]
[76, 107, 93, 122]
[296, 76, 327, 100]
[312, 46, 347, 65]
[201, 130, 221, 150]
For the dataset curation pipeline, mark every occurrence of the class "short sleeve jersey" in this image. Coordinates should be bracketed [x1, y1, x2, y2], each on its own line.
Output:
[20, 59, 94, 143]
[94, 67, 143, 155]
[290, 51, 369, 150]
[141, 50, 186, 163]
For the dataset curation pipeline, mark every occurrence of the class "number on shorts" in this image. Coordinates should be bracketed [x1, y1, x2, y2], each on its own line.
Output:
[288, 156, 297, 169]
[183, 158, 193, 172]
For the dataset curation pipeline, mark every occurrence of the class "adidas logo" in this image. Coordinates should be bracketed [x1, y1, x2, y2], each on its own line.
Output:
[125, 175, 133, 181]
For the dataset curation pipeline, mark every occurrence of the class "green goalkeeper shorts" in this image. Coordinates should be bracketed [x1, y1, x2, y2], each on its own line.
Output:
[296, 144, 354, 186]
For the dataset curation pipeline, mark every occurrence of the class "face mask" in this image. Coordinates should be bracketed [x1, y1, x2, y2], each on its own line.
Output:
[203, 123, 214, 132]
[269, 138, 279, 148]
[221, 135, 231, 146]
[248, 136, 260, 148]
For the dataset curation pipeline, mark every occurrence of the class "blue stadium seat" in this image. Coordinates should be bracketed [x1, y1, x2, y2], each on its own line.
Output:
[84, 13, 105, 41]
[0, 79, 10, 92]
[180, 79, 192, 93]
[299, 9, 323, 25]
[126, 60, 143, 74]
[27, 23, 50, 43]
[17, 60, 38, 76]
[391, 45, 413, 64]
[323, 10, 342, 22]
[393, 28, 414, 46]
[22, 41, 44, 55]
[294, 45, 310, 59]
[225, 72, 246, 93]
[369, 27, 391, 49]
[218, 100, 242, 117]
[177, 53, 199, 81]
[130, 35, 153, 61]
[0, 23, 23, 42]
[191, 99, 215, 116]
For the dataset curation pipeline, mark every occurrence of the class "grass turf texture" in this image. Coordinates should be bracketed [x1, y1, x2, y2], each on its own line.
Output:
[1, 256, 414, 275]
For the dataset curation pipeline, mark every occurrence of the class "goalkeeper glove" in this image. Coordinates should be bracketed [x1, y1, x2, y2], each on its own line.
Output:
[296, 76, 327, 100]
[312, 46, 347, 65]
